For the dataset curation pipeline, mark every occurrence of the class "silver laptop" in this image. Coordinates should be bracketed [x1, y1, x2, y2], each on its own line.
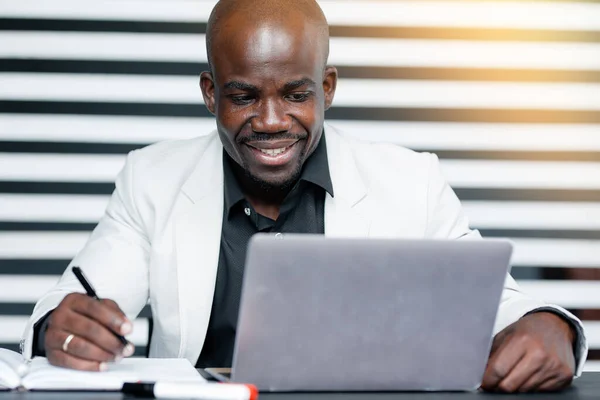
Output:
[231, 235, 512, 392]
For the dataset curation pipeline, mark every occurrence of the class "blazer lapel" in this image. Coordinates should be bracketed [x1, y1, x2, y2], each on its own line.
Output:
[323, 125, 371, 237]
[172, 127, 370, 362]
[174, 133, 224, 363]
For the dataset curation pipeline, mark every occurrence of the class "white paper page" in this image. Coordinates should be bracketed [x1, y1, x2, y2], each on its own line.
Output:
[0, 348, 27, 389]
[22, 357, 204, 391]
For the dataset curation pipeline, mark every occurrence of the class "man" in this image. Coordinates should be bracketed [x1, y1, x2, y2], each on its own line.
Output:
[23, 0, 586, 393]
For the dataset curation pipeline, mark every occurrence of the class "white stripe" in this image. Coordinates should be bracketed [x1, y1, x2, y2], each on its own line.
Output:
[320, 1, 600, 31]
[0, 232, 90, 259]
[440, 160, 600, 190]
[3, 153, 600, 190]
[0, 194, 110, 223]
[1, 276, 600, 310]
[0, 114, 214, 144]
[0, 153, 125, 182]
[335, 80, 600, 110]
[2, 194, 599, 232]
[0, 0, 216, 22]
[464, 202, 600, 231]
[517, 280, 600, 309]
[1, 1, 599, 30]
[3, 32, 600, 70]
[330, 38, 600, 70]
[0, 316, 149, 346]
[1, 232, 599, 269]
[3, 74, 600, 110]
[0, 32, 207, 62]
[584, 361, 600, 372]
[329, 121, 600, 152]
[511, 239, 600, 268]
[585, 321, 600, 349]
[0, 275, 60, 303]
[0, 73, 203, 104]
[2, 115, 600, 152]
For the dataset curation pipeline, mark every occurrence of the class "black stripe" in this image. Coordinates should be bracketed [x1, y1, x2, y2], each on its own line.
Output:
[2, 222, 598, 240]
[0, 182, 115, 195]
[0, 100, 210, 118]
[2, 181, 599, 201]
[0, 303, 34, 315]
[0, 302, 153, 318]
[329, 26, 600, 42]
[0, 18, 208, 34]
[480, 229, 600, 240]
[3, 101, 598, 123]
[432, 150, 600, 162]
[0, 141, 145, 154]
[454, 188, 600, 202]
[0, 59, 207, 76]
[0, 260, 591, 282]
[586, 350, 600, 360]
[510, 266, 544, 280]
[0, 343, 20, 353]
[326, 107, 600, 124]
[3, 60, 600, 83]
[2, 141, 599, 162]
[0, 341, 149, 357]
[338, 67, 600, 83]
[0, 260, 70, 275]
[0, 222, 97, 231]
[2, 18, 598, 42]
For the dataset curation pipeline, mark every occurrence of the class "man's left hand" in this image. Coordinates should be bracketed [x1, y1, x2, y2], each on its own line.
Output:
[480, 312, 576, 393]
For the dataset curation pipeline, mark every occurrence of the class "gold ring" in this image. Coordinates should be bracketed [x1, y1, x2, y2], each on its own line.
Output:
[62, 333, 75, 353]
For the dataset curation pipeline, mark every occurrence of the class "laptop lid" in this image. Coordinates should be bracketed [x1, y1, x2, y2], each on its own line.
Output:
[232, 235, 512, 392]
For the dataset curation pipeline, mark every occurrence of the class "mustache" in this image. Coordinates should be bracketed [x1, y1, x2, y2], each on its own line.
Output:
[237, 133, 306, 144]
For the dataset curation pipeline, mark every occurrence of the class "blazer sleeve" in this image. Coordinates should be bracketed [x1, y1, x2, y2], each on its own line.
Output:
[423, 153, 588, 377]
[21, 150, 151, 360]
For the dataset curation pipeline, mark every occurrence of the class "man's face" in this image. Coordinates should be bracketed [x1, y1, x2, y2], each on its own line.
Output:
[201, 22, 337, 189]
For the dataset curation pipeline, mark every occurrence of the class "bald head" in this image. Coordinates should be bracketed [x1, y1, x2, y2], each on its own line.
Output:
[199, 0, 338, 192]
[206, 0, 330, 74]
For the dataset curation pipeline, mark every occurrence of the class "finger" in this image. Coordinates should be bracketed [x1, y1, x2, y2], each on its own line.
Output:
[46, 328, 118, 363]
[497, 351, 545, 393]
[70, 296, 132, 336]
[50, 309, 126, 356]
[46, 349, 108, 372]
[480, 340, 527, 391]
[518, 368, 551, 392]
[489, 330, 509, 356]
[100, 299, 125, 314]
[537, 374, 572, 392]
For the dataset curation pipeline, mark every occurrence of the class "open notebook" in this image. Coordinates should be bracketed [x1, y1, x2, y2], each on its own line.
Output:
[0, 349, 204, 391]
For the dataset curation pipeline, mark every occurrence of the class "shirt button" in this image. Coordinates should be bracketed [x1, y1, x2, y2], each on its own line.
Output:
[275, 233, 284, 239]
[244, 207, 251, 216]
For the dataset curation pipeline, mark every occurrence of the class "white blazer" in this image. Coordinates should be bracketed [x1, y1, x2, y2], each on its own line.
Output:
[23, 124, 587, 374]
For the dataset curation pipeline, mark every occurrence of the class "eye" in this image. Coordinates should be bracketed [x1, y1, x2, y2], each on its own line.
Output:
[229, 95, 254, 105]
[285, 92, 311, 102]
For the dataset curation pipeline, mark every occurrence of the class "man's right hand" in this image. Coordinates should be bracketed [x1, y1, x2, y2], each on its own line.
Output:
[44, 293, 135, 371]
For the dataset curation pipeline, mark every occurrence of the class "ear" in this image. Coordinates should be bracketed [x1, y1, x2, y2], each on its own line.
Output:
[322, 66, 338, 111]
[200, 71, 217, 115]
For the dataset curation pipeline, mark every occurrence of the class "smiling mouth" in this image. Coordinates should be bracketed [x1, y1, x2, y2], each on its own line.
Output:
[246, 139, 300, 157]
[257, 146, 291, 156]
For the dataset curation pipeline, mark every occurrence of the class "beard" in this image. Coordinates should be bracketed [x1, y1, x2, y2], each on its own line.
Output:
[237, 132, 308, 192]
[242, 155, 304, 193]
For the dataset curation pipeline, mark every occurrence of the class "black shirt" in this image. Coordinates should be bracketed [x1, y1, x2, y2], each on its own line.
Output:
[195, 136, 334, 368]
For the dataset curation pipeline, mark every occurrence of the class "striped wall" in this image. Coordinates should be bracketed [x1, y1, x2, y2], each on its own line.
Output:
[1, 0, 599, 367]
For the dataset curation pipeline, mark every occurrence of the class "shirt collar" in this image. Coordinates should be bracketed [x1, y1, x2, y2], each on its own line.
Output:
[222, 133, 334, 215]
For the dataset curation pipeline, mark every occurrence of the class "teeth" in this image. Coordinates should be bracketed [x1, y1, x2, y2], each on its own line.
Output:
[259, 147, 287, 156]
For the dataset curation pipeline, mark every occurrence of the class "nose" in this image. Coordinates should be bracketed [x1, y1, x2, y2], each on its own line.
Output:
[251, 99, 292, 134]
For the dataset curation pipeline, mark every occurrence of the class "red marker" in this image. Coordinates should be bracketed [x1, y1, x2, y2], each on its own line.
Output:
[123, 381, 258, 400]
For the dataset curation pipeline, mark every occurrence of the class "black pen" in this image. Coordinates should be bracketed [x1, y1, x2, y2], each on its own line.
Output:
[72, 266, 129, 346]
